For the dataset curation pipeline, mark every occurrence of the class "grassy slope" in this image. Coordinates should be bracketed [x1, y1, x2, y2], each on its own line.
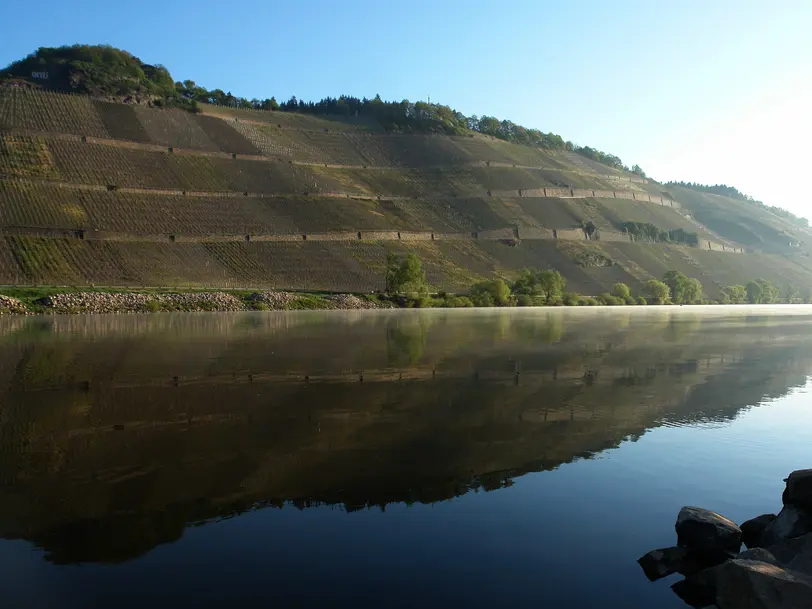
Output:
[1, 87, 812, 295]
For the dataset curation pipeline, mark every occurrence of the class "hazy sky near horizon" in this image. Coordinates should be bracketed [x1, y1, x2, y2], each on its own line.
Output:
[1, 0, 811, 217]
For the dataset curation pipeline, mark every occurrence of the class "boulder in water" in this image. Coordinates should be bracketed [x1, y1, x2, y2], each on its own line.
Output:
[784, 469, 812, 511]
[759, 505, 812, 547]
[741, 513, 777, 548]
[676, 506, 742, 554]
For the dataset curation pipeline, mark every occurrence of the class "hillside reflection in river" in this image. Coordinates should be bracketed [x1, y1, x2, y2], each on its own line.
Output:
[1, 307, 811, 608]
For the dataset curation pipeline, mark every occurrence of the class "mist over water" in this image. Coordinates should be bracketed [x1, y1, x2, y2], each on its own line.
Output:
[1, 307, 811, 608]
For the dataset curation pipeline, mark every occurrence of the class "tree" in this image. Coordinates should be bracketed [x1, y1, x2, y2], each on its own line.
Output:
[562, 292, 581, 306]
[537, 270, 566, 304]
[723, 284, 747, 304]
[611, 283, 631, 300]
[470, 279, 511, 307]
[662, 270, 702, 304]
[786, 285, 801, 304]
[757, 278, 778, 304]
[645, 280, 671, 304]
[598, 293, 622, 305]
[511, 269, 565, 304]
[386, 252, 427, 294]
[746, 281, 762, 304]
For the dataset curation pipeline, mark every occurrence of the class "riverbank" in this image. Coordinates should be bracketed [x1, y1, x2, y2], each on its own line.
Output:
[0, 287, 807, 315]
[0, 288, 386, 314]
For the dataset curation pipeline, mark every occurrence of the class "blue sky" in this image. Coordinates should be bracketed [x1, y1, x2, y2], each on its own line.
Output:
[1, 0, 811, 217]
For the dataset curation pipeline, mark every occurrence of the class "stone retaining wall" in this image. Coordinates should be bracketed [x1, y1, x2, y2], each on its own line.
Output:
[399, 231, 435, 241]
[555, 228, 586, 241]
[478, 228, 517, 240]
[516, 227, 555, 240]
[596, 230, 632, 243]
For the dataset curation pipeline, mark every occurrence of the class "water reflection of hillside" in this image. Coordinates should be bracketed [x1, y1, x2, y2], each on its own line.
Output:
[0, 309, 810, 564]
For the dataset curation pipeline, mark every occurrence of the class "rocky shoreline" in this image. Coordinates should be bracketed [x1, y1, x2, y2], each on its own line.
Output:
[639, 468, 812, 608]
[0, 291, 385, 315]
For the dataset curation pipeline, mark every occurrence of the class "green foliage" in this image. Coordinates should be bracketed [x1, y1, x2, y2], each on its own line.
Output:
[598, 292, 623, 306]
[785, 285, 801, 304]
[662, 270, 702, 304]
[512, 268, 566, 304]
[385, 252, 428, 294]
[619, 222, 698, 246]
[635, 296, 647, 305]
[645, 279, 671, 305]
[470, 279, 511, 307]
[581, 296, 599, 306]
[562, 292, 581, 306]
[745, 281, 762, 304]
[745, 278, 778, 304]
[722, 284, 747, 304]
[2, 45, 191, 107]
[611, 282, 631, 300]
[516, 294, 534, 307]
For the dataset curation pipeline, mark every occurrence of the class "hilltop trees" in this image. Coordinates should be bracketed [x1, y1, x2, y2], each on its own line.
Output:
[1, 45, 190, 107]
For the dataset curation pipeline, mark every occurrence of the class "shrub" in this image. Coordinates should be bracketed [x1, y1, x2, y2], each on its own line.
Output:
[581, 296, 599, 306]
[598, 293, 623, 306]
[636, 296, 647, 305]
[470, 279, 511, 307]
[512, 268, 566, 304]
[516, 294, 534, 307]
[562, 292, 581, 306]
[645, 279, 671, 304]
[611, 283, 631, 300]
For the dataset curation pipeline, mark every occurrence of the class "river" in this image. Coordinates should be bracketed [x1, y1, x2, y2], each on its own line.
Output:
[0, 307, 810, 608]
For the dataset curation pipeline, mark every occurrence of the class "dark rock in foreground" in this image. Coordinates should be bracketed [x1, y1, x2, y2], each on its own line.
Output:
[759, 506, 812, 547]
[676, 506, 742, 554]
[638, 546, 690, 581]
[715, 559, 812, 609]
[742, 513, 777, 548]
[639, 469, 812, 607]
[769, 534, 812, 577]
[784, 470, 812, 511]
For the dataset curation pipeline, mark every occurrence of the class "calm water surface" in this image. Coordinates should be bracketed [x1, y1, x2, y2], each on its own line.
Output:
[0, 306, 811, 608]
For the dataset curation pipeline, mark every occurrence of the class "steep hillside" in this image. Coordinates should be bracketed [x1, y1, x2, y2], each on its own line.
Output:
[1, 47, 811, 297]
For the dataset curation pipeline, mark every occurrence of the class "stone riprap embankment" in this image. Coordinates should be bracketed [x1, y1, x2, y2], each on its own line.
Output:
[638, 469, 812, 608]
[246, 291, 298, 309]
[0, 294, 26, 314]
[21, 291, 383, 314]
[41, 292, 245, 313]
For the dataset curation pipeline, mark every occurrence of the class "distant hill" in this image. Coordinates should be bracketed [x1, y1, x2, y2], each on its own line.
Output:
[1, 44, 812, 298]
[1, 45, 186, 107]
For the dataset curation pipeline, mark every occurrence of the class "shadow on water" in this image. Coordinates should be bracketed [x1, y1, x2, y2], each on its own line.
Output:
[0, 307, 811, 565]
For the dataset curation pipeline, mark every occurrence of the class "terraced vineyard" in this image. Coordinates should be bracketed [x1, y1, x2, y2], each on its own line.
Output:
[2, 86, 812, 294]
